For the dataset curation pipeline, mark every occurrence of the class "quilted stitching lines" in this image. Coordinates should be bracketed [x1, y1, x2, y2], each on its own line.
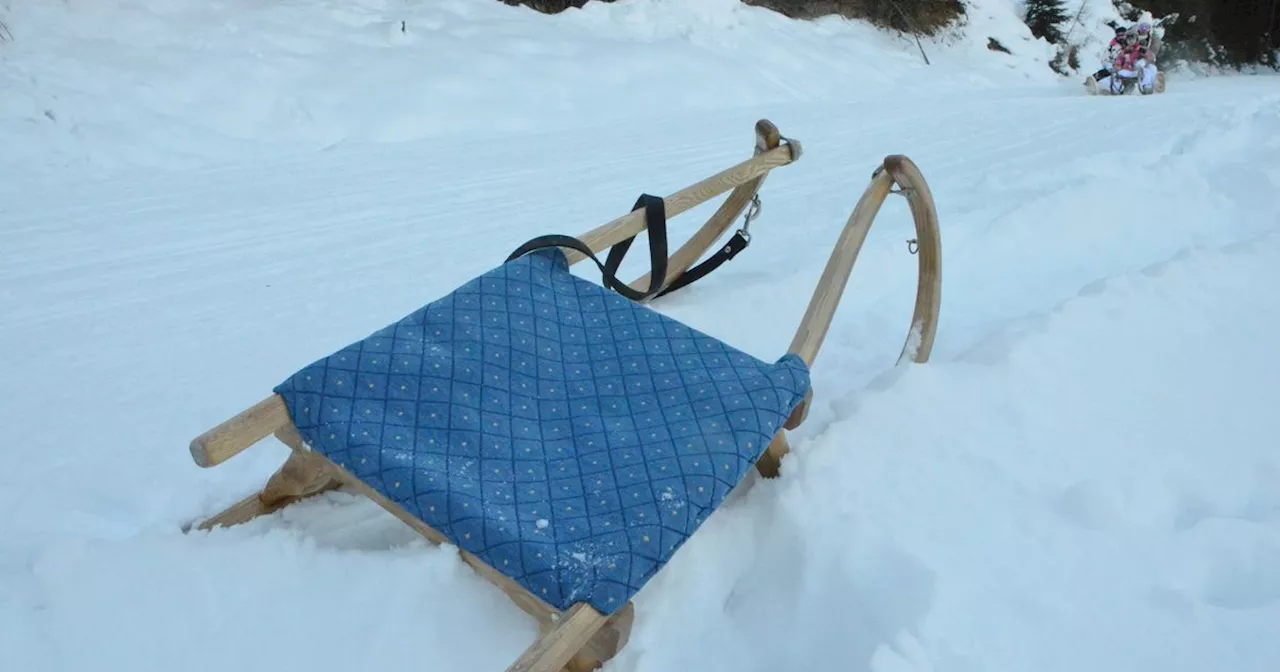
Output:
[275, 248, 811, 614]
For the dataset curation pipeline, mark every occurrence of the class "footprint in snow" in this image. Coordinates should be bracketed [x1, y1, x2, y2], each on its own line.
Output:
[1173, 459, 1280, 531]
[1196, 541, 1280, 610]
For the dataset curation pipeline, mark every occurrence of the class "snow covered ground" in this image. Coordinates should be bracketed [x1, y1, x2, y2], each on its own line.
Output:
[2, 1, 1279, 671]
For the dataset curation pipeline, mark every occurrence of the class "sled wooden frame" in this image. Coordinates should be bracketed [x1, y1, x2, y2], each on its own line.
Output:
[1089, 70, 1166, 95]
[183, 121, 942, 672]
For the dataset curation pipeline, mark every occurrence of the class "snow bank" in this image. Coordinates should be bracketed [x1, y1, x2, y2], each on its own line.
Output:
[1, 0, 1058, 175]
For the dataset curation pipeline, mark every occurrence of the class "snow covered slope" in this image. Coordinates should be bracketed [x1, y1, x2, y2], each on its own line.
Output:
[2, 0, 1067, 175]
[2, 2, 1280, 672]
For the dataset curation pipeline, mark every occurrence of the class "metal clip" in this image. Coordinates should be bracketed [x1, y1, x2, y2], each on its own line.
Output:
[738, 193, 761, 243]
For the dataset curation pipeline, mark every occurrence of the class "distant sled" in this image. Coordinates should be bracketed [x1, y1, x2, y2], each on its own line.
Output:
[179, 119, 946, 672]
[1084, 71, 1166, 96]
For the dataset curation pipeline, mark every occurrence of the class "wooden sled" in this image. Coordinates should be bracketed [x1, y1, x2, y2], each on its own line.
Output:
[1086, 70, 1166, 95]
[183, 119, 942, 672]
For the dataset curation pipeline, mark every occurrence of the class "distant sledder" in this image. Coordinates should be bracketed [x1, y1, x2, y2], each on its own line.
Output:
[1084, 22, 1166, 96]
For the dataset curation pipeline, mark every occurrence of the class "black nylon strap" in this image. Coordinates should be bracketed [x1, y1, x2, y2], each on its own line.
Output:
[653, 229, 750, 299]
[506, 193, 754, 301]
[506, 194, 669, 303]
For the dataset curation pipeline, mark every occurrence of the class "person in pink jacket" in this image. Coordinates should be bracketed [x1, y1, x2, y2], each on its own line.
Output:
[1105, 31, 1148, 94]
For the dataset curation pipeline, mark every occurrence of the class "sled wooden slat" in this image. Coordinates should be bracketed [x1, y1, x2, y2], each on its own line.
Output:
[629, 120, 797, 297]
[189, 394, 290, 467]
[566, 138, 799, 268]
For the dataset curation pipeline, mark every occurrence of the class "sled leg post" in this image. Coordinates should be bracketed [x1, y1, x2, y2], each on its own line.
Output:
[194, 433, 343, 531]
[506, 603, 610, 672]
[566, 603, 634, 672]
[261, 432, 344, 504]
[754, 431, 793, 479]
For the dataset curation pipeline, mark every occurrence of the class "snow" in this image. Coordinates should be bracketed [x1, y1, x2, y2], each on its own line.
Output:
[2, 1, 1280, 671]
[1, 0, 1067, 176]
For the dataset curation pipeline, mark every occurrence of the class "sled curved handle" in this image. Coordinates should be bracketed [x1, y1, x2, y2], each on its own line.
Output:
[787, 155, 942, 367]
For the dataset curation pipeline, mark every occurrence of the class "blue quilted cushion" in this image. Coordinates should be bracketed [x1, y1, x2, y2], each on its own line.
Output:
[273, 247, 811, 615]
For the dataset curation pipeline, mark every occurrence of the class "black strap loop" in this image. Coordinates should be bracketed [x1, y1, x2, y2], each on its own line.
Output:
[506, 194, 669, 303]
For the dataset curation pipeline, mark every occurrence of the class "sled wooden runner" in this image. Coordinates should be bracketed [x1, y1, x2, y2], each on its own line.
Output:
[183, 123, 942, 672]
[758, 155, 942, 474]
